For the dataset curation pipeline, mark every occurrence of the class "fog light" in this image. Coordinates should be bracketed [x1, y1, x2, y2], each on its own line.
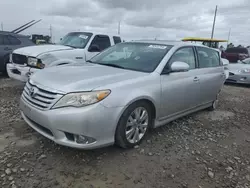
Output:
[74, 135, 96, 144]
[240, 77, 247, 81]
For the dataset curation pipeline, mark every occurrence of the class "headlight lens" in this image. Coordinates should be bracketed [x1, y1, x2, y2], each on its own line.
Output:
[27, 57, 45, 69]
[239, 68, 250, 73]
[27, 57, 38, 66]
[52, 90, 111, 109]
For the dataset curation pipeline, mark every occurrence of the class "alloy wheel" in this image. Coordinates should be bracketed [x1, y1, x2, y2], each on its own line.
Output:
[125, 107, 149, 144]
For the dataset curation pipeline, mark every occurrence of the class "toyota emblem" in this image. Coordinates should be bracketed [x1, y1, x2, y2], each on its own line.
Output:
[29, 87, 37, 98]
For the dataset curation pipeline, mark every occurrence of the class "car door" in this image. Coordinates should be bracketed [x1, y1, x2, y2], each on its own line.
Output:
[86, 35, 111, 60]
[160, 46, 201, 118]
[195, 46, 225, 104]
[0, 34, 12, 71]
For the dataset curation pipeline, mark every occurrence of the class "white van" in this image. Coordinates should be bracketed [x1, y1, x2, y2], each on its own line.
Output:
[7, 32, 122, 82]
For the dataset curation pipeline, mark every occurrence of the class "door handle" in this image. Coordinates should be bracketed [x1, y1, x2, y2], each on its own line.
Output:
[193, 77, 199, 82]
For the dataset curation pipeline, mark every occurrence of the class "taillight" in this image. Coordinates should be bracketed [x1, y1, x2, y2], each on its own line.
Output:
[239, 53, 248, 60]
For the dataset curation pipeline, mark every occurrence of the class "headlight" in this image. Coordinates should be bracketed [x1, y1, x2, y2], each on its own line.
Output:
[52, 90, 111, 109]
[27, 57, 45, 69]
[27, 57, 38, 66]
[239, 68, 250, 73]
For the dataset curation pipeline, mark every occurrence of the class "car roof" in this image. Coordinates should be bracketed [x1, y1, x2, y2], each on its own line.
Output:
[128, 40, 210, 48]
[67, 31, 120, 37]
[0, 31, 28, 38]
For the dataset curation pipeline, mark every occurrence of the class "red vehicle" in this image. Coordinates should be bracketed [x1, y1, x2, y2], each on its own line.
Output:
[222, 47, 250, 63]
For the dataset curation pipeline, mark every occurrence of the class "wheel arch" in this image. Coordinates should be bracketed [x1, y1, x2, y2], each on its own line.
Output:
[114, 97, 157, 134]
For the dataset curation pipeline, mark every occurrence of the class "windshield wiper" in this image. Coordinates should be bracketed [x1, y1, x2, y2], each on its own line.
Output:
[86, 60, 96, 63]
[63, 44, 76, 48]
[99, 63, 125, 69]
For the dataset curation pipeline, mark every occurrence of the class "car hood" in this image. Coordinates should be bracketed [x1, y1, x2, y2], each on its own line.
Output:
[13, 44, 73, 57]
[30, 63, 147, 93]
[228, 63, 250, 73]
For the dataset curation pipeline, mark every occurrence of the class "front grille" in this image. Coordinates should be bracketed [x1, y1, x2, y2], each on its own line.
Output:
[22, 81, 63, 110]
[12, 53, 27, 65]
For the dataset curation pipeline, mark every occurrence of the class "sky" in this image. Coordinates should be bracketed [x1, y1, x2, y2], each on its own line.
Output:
[0, 0, 250, 46]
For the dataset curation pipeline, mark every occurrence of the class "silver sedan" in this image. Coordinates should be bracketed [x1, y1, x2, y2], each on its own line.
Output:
[20, 41, 226, 149]
[226, 58, 250, 84]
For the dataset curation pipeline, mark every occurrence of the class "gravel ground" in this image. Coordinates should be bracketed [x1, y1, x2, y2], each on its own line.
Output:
[1, 76, 250, 188]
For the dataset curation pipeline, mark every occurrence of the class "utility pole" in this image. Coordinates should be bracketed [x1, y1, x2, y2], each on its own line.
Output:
[118, 21, 120, 35]
[211, 5, 218, 40]
[227, 28, 231, 47]
[49, 25, 52, 43]
[1, 22, 3, 31]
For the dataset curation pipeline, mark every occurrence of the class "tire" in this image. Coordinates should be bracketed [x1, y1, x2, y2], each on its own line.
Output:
[115, 101, 153, 148]
[208, 95, 219, 111]
[2, 55, 9, 77]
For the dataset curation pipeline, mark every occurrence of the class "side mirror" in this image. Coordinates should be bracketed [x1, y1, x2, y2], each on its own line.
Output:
[88, 45, 101, 52]
[170, 61, 189, 72]
[221, 58, 229, 66]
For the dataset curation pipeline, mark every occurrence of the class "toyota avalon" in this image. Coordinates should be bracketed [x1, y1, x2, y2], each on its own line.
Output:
[20, 41, 226, 149]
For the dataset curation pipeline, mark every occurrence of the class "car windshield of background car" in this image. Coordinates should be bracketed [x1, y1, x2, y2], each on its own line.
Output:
[59, 32, 92, 48]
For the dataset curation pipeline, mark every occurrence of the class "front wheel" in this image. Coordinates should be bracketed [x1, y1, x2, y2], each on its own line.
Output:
[208, 93, 219, 111]
[115, 101, 153, 148]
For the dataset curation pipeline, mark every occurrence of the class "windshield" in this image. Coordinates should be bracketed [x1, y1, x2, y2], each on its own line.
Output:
[59, 32, 92, 48]
[90, 42, 172, 72]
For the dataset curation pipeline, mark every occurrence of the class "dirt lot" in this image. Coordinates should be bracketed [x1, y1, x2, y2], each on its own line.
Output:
[1, 76, 250, 188]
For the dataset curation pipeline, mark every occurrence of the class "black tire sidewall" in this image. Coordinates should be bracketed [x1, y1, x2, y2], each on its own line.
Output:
[3, 55, 9, 75]
[115, 101, 152, 148]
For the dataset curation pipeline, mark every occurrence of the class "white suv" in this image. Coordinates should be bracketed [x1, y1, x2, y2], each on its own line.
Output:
[7, 32, 122, 82]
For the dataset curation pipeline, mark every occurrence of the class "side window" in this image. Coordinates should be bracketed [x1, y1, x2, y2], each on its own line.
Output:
[113, 36, 121, 44]
[196, 47, 220, 68]
[89, 35, 111, 51]
[0, 35, 4, 45]
[169, 47, 196, 69]
[3, 36, 11, 45]
[7, 35, 21, 45]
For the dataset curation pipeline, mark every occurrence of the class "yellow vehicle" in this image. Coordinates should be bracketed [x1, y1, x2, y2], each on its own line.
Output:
[36, 39, 47, 45]
[182, 37, 227, 49]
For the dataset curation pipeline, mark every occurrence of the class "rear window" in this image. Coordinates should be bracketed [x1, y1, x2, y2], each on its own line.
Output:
[113, 36, 121, 44]
[225, 48, 248, 54]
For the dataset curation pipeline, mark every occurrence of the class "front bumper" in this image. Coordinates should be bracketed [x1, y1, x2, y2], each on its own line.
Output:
[20, 97, 124, 149]
[7, 63, 30, 82]
[7, 63, 39, 82]
[226, 73, 250, 84]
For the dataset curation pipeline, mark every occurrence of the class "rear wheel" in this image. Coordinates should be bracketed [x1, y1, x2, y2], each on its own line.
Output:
[115, 101, 152, 148]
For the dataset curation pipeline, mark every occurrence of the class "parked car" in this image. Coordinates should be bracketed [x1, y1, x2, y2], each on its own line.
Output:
[7, 32, 122, 82]
[20, 41, 226, 149]
[0, 31, 34, 74]
[222, 47, 250, 63]
[226, 58, 250, 84]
